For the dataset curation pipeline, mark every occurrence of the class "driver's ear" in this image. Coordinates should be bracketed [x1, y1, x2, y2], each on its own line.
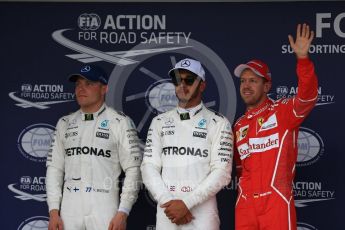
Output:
[199, 81, 206, 93]
[103, 85, 109, 94]
[264, 80, 271, 93]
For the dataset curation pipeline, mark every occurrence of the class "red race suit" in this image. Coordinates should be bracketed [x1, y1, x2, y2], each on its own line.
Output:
[234, 58, 318, 230]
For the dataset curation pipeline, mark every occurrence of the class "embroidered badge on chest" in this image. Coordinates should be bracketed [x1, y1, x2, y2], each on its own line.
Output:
[257, 114, 278, 133]
[237, 125, 249, 142]
[180, 113, 190, 120]
[84, 114, 94, 120]
[257, 117, 265, 127]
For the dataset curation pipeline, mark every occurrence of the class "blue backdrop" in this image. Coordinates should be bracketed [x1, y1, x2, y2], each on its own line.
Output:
[1, 2, 344, 229]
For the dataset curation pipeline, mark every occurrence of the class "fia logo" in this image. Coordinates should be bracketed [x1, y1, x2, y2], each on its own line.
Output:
[21, 84, 32, 92]
[78, 13, 101, 30]
[276, 86, 289, 95]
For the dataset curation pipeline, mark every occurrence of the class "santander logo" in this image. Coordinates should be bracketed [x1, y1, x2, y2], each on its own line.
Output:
[238, 133, 279, 159]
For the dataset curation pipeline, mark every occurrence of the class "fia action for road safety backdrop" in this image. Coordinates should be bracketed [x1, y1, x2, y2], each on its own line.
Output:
[1, 2, 344, 230]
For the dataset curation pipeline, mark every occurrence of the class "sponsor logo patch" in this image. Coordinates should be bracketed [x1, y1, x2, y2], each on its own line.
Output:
[236, 125, 249, 142]
[65, 146, 111, 158]
[65, 131, 78, 139]
[193, 131, 207, 139]
[162, 146, 208, 158]
[248, 133, 279, 153]
[257, 117, 265, 127]
[96, 131, 109, 139]
[237, 133, 279, 160]
[258, 114, 278, 132]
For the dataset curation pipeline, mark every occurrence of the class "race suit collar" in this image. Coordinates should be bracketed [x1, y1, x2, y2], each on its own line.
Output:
[245, 98, 272, 119]
[80, 104, 107, 121]
[177, 102, 203, 118]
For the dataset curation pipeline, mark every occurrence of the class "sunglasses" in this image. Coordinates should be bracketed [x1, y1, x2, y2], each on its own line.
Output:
[171, 75, 198, 86]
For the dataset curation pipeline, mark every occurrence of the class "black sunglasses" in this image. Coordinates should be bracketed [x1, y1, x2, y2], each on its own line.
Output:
[171, 75, 198, 86]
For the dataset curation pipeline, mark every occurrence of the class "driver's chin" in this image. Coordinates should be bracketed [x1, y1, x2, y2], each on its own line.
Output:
[177, 93, 191, 103]
[178, 96, 190, 103]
